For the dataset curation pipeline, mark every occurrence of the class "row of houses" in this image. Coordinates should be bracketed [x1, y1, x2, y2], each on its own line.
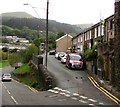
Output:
[72, 14, 114, 54]
[2, 36, 29, 45]
[56, 14, 114, 53]
[56, 14, 115, 83]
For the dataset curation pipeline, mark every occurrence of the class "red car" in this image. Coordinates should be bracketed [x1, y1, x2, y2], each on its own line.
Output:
[66, 53, 83, 69]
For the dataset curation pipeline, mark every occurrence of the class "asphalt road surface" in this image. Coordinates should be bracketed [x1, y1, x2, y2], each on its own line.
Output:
[46, 55, 118, 106]
[1, 55, 119, 106]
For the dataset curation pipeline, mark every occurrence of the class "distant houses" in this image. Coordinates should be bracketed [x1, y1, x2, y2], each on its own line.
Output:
[55, 14, 115, 84]
[1, 36, 30, 50]
[56, 34, 73, 52]
[3, 36, 29, 44]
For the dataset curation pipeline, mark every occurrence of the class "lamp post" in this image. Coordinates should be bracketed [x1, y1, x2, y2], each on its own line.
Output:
[24, 1, 49, 67]
[24, 3, 40, 18]
[24, 3, 40, 55]
[45, 0, 49, 67]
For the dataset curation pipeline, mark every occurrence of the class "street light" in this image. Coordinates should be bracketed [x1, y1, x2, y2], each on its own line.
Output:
[23, 3, 40, 55]
[23, 3, 40, 18]
[24, 1, 49, 68]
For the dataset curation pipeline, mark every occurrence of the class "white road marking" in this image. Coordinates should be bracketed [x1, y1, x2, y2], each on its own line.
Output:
[54, 87, 61, 90]
[64, 90, 71, 94]
[73, 93, 79, 96]
[54, 87, 63, 91]
[79, 99, 88, 104]
[99, 102, 104, 105]
[88, 99, 97, 103]
[48, 89, 59, 94]
[7, 90, 10, 95]
[64, 94, 71, 97]
[53, 91, 59, 94]
[2, 82, 18, 104]
[71, 97, 78, 100]
[79, 95, 88, 99]
[48, 87, 103, 105]
[11, 96, 18, 104]
[2, 83, 7, 89]
[59, 92, 66, 95]
[89, 104, 95, 106]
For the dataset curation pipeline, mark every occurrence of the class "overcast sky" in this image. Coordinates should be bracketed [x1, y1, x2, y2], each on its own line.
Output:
[0, 0, 115, 25]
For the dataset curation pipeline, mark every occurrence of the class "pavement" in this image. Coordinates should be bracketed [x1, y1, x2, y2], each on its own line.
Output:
[86, 70, 120, 103]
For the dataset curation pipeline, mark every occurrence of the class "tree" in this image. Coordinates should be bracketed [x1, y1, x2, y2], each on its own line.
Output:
[8, 52, 22, 65]
[2, 25, 13, 36]
[0, 50, 8, 60]
[22, 44, 38, 63]
[56, 32, 65, 39]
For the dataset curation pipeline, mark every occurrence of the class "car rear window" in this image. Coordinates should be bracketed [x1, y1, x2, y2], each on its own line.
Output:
[70, 55, 81, 61]
[4, 74, 11, 76]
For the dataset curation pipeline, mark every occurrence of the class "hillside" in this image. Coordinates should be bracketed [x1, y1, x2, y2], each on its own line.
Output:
[76, 24, 93, 30]
[1, 12, 92, 34]
[1, 12, 34, 18]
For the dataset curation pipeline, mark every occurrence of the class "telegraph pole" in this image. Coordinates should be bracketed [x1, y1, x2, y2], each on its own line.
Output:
[45, 0, 49, 67]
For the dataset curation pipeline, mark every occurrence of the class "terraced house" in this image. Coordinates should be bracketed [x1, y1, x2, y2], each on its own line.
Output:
[72, 14, 114, 84]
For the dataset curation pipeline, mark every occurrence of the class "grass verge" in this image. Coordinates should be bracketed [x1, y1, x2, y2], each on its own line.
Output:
[12, 63, 44, 91]
[13, 63, 30, 74]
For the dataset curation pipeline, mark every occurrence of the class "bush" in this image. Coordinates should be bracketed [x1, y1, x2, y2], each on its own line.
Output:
[31, 82, 39, 88]
[84, 44, 98, 61]
[22, 44, 38, 63]
[84, 49, 94, 61]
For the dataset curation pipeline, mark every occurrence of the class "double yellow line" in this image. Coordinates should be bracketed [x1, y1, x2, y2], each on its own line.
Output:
[88, 76, 120, 105]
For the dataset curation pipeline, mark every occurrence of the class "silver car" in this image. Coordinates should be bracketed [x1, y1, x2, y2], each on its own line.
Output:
[2, 73, 12, 82]
[61, 54, 67, 63]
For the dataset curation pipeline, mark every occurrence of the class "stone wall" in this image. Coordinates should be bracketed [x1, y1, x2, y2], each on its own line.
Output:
[31, 55, 56, 90]
[114, 0, 120, 87]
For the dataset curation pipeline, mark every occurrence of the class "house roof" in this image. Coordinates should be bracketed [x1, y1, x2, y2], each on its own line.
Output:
[56, 34, 73, 42]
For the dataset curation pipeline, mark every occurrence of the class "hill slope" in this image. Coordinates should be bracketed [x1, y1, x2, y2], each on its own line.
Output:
[1, 12, 34, 18]
[1, 12, 92, 34]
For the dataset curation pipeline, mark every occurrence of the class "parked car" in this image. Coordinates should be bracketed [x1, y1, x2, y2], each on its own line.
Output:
[49, 50, 56, 55]
[58, 52, 66, 60]
[66, 53, 83, 69]
[2, 73, 12, 82]
[61, 54, 67, 63]
[55, 52, 59, 59]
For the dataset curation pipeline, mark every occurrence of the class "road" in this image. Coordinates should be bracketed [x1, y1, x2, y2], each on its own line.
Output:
[1, 55, 119, 106]
[47, 55, 118, 106]
[1, 66, 82, 105]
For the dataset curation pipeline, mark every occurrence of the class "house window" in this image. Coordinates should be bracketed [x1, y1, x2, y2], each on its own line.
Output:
[108, 20, 113, 31]
[102, 25, 104, 36]
[73, 39, 76, 44]
[89, 42, 91, 49]
[90, 31, 91, 39]
[95, 28, 97, 38]
[98, 26, 101, 37]
[110, 20, 113, 30]
[80, 45, 83, 52]
[81, 36, 83, 42]
[85, 33, 87, 41]
[87, 32, 89, 40]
